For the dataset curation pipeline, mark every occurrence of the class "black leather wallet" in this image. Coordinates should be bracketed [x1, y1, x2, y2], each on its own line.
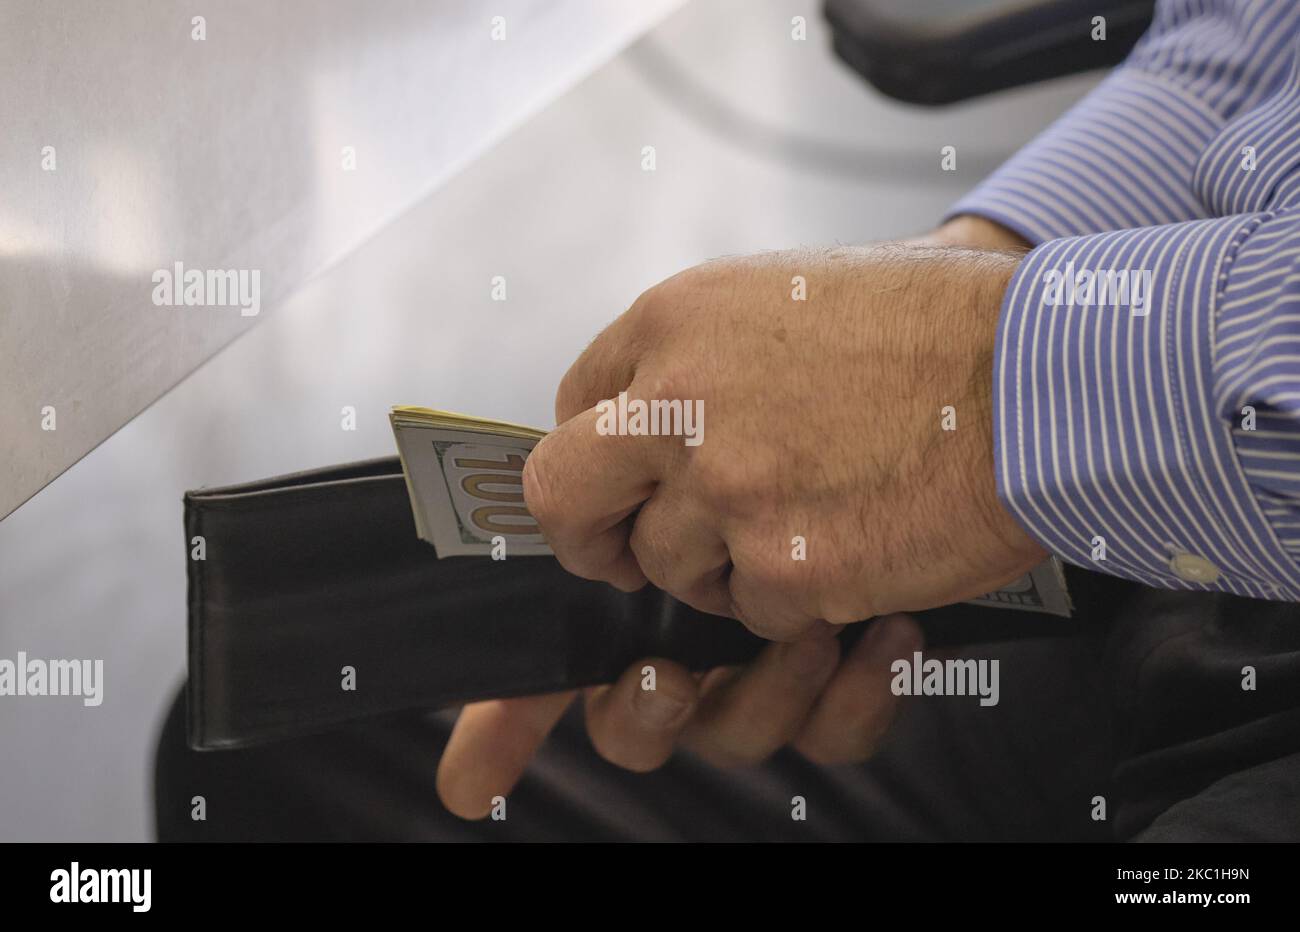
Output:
[185, 457, 1102, 750]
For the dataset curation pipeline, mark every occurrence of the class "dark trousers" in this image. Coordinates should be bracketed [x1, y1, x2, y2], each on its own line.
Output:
[154, 580, 1300, 841]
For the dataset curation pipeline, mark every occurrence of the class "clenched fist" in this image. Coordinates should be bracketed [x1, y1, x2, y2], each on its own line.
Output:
[525, 243, 1043, 638]
[437, 231, 1045, 819]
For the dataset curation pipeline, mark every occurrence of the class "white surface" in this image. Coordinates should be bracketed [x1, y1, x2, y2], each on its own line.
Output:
[0, 0, 682, 519]
[0, 0, 1098, 840]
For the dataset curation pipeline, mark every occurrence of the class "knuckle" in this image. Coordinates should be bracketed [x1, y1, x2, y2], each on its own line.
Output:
[549, 532, 627, 585]
[822, 607, 867, 626]
[627, 281, 673, 331]
[628, 265, 718, 335]
[687, 452, 743, 512]
[631, 365, 690, 407]
[819, 587, 875, 626]
[554, 368, 588, 423]
[686, 453, 730, 509]
[554, 550, 606, 584]
[688, 449, 779, 515]
[727, 591, 798, 643]
[628, 518, 676, 592]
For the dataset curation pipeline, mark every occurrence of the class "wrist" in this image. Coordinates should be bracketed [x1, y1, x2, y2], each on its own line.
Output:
[956, 251, 1047, 580]
[967, 254, 1045, 571]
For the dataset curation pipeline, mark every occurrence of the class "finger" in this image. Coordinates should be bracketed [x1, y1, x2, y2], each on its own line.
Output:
[628, 488, 732, 616]
[523, 405, 677, 591]
[680, 632, 840, 768]
[792, 613, 924, 765]
[555, 311, 647, 423]
[583, 658, 699, 772]
[726, 555, 824, 642]
[435, 691, 575, 820]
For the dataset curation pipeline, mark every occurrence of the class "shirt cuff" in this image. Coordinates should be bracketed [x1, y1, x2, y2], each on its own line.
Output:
[994, 216, 1300, 599]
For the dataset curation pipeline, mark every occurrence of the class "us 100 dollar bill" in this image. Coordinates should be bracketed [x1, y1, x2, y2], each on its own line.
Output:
[390, 406, 1073, 617]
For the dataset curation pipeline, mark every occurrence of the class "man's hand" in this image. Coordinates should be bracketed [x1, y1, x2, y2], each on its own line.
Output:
[525, 243, 1043, 635]
[437, 228, 1045, 820]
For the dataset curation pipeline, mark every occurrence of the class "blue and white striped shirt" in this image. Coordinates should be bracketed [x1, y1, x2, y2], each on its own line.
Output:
[950, 0, 1300, 600]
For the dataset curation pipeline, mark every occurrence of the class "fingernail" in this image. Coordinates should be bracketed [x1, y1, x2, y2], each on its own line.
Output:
[781, 635, 839, 677]
[632, 686, 691, 728]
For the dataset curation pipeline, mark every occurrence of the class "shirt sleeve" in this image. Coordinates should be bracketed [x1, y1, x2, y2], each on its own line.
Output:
[947, 0, 1300, 244]
[996, 209, 1300, 600]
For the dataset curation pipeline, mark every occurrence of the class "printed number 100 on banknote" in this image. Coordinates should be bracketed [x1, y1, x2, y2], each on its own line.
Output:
[390, 409, 551, 556]
[438, 442, 542, 547]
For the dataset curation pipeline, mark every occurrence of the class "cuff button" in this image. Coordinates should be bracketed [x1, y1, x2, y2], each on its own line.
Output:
[1169, 552, 1221, 585]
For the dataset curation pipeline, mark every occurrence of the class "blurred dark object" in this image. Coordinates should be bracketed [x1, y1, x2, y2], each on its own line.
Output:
[825, 0, 1156, 104]
[158, 577, 1300, 841]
